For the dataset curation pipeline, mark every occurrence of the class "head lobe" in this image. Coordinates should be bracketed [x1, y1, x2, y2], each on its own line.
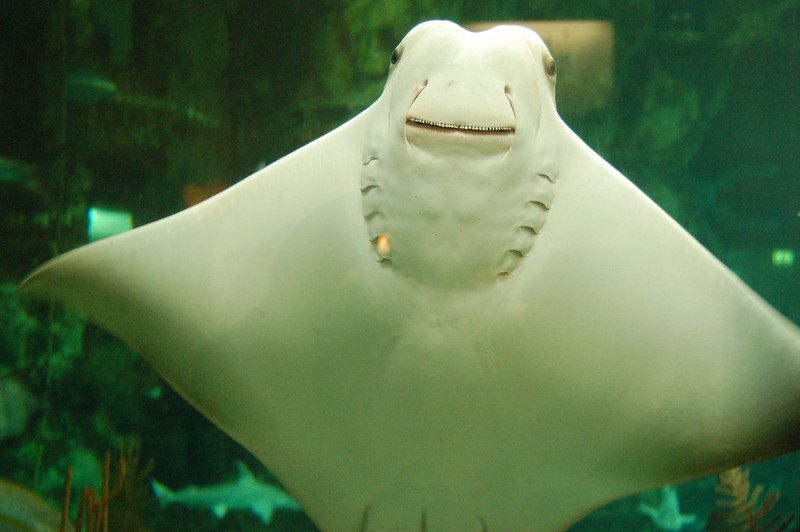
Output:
[360, 21, 563, 289]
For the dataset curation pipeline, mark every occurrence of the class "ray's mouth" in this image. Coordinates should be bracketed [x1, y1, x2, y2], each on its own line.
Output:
[404, 115, 515, 156]
[405, 117, 515, 135]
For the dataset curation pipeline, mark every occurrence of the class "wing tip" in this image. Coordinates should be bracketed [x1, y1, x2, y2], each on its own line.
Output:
[18, 248, 77, 299]
[18, 258, 59, 298]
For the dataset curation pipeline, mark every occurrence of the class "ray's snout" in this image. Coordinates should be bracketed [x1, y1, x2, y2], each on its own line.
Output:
[405, 76, 515, 156]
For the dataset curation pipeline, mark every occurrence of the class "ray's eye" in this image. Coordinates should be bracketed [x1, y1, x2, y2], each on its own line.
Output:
[391, 47, 402, 67]
[546, 57, 556, 77]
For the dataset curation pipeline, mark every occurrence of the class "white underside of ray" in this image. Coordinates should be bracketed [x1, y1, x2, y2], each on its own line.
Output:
[21, 20, 800, 531]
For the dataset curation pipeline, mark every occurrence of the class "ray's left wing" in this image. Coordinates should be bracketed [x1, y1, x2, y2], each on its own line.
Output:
[20, 107, 395, 494]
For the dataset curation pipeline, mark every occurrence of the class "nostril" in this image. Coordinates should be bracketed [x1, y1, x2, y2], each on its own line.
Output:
[411, 80, 428, 101]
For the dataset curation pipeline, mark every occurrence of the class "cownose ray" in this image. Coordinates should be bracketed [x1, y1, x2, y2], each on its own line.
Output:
[20, 20, 800, 531]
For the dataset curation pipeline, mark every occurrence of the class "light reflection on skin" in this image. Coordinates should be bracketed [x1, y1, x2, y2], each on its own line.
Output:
[376, 233, 391, 257]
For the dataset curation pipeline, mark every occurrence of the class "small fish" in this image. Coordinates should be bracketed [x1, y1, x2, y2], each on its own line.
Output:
[151, 461, 299, 524]
[638, 486, 698, 531]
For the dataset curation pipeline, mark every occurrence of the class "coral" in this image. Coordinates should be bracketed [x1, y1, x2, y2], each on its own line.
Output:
[52, 438, 155, 531]
[106, 437, 155, 531]
[60, 448, 127, 532]
[707, 466, 795, 531]
[39, 447, 103, 504]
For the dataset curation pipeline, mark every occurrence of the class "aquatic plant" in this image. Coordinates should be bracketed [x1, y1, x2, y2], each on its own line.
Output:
[54, 438, 156, 532]
[106, 437, 155, 532]
[60, 449, 127, 532]
[707, 466, 795, 531]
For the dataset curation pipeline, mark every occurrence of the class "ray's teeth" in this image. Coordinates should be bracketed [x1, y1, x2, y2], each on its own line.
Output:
[406, 117, 513, 132]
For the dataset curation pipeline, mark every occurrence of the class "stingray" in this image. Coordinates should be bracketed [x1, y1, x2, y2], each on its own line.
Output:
[21, 21, 800, 530]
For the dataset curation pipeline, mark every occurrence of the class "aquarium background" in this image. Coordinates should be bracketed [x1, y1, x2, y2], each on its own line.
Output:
[0, 0, 798, 530]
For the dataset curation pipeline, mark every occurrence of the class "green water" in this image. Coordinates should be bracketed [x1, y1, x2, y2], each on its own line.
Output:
[1, 1, 798, 529]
